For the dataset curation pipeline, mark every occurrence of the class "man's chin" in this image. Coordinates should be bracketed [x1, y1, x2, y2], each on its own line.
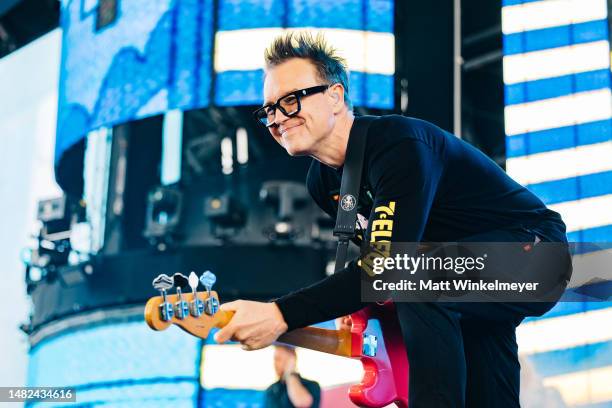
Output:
[282, 143, 308, 157]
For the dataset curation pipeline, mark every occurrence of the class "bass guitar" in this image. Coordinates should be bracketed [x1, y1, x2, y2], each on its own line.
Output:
[144, 271, 408, 408]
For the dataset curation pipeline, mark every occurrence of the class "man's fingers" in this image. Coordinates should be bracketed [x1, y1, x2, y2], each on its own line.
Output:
[214, 301, 243, 343]
[214, 324, 236, 344]
[242, 336, 264, 351]
[219, 300, 241, 312]
[211, 300, 284, 351]
[335, 315, 352, 330]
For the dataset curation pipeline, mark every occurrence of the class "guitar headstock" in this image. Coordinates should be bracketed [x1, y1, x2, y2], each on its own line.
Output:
[144, 271, 232, 339]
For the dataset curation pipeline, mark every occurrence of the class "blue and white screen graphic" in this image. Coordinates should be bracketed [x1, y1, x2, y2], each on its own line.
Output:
[503, 1, 612, 406]
[503, 0, 612, 242]
[213, 0, 394, 108]
[27, 320, 202, 407]
[57, 0, 214, 163]
[56, 0, 394, 166]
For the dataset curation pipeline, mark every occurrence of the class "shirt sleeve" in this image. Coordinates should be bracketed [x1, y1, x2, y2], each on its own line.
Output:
[365, 139, 443, 242]
[303, 379, 321, 408]
[275, 139, 443, 330]
[264, 384, 278, 408]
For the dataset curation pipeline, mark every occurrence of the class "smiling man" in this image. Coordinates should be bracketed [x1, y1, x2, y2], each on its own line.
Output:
[260, 59, 355, 164]
[213, 32, 571, 408]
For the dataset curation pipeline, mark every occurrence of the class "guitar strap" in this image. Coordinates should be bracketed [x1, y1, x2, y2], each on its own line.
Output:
[333, 116, 375, 273]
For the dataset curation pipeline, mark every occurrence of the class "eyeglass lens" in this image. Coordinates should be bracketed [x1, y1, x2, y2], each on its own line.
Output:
[260, 93, 300, 125]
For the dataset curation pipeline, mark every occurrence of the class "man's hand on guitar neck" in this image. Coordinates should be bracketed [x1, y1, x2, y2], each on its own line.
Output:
[213, 300, 289, 350]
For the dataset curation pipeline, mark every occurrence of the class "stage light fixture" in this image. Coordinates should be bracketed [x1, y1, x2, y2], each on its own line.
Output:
[204, 194, 246, 226]
[144, 185, 183, 248]
[259, 181, 309, 221]
[260, 181, 309, 242]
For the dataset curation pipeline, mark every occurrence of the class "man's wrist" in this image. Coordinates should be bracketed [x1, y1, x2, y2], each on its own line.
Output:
[283, 371, 300, 382]
[274, 297, 301, 332]
[272, 302, 289, 334]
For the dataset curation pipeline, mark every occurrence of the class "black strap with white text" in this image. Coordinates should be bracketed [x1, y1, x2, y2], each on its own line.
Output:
[333, 116, 375, 273]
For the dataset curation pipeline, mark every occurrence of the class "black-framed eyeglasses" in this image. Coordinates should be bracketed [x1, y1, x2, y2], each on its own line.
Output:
[253, 85, 330, 127]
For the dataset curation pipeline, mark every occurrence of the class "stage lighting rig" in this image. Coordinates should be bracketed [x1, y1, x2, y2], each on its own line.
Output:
[22, 245, 63, 294]
[143, 185, 183, 250]
[37, 196, 71, 239]
[260, 181, 309, 242]
[22, 195, 89, 292]
[204, 193, 247, 239]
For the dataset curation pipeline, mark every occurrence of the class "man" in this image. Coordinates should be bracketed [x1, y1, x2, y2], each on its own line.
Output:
[214, 32, 571, 407]
[264, 345, 321, 408]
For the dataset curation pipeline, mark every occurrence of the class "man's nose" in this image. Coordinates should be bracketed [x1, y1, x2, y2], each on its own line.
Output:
[272, 108, 290, 127]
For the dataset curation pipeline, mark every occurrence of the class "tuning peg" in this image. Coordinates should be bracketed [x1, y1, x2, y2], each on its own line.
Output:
[199, 270, 216, 292]
[173, 272, 189, 288]
[188, 271, 199, 291]
[153, 273, 174, 291]
[172, 272, 190, 320]
[188, 271, 204, 317]
[152, 274, 174, 321]
[199, 270, 219, 316]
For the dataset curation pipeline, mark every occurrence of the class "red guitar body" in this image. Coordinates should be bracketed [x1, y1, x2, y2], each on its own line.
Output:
[348, 302, 409, 408]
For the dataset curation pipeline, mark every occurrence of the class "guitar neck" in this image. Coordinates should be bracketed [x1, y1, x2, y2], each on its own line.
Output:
[215, 311, 354, 358]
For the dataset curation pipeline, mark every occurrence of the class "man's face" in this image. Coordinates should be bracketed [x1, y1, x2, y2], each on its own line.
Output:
[273, 346, 295, 378]
[263, 58, 336, 156]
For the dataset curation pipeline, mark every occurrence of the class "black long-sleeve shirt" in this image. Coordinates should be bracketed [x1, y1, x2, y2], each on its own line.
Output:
[275, 115, 567, 331]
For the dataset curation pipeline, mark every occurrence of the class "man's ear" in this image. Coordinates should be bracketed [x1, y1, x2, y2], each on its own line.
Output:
[330, 84, 345, 113]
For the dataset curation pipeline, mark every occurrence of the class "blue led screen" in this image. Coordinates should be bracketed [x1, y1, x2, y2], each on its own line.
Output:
[214, 0, 394, 107]
[55, 0, 394, 167]
[27, 319, 202, 407]
[502, 1, 612, 406]
[56, 0, 214, 164]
